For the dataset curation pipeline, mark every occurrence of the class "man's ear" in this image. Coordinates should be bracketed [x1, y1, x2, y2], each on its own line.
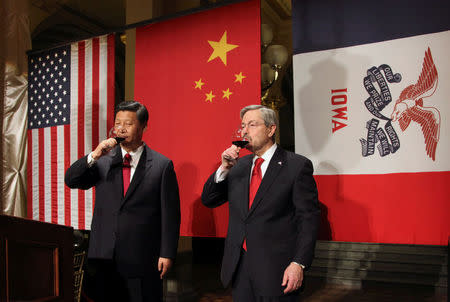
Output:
[268, 124, 276, 138]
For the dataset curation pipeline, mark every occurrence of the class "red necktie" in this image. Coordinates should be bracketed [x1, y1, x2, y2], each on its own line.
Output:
[243, 157, 264, 251]
[249, 158, 264, 209]
[123, 153, 131, 196]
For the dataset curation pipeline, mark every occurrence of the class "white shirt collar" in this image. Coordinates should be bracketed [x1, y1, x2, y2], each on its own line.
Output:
[121, 144, 144, 167]
[253, 143, 277, 164]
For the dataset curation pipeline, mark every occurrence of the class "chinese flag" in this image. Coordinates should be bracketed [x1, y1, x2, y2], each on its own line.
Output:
[135, 0, 260, 237]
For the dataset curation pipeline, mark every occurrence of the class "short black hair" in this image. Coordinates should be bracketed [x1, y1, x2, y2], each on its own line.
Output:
[115, 100, 149, 127]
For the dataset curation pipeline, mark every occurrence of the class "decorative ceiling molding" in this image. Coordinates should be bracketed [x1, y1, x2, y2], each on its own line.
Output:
[31, 0, 67, 14]
[261, 0, 292, 52]
[261, 0, 282, 27]
[267, 0, 291, 18]
[30, 5, 109, 51]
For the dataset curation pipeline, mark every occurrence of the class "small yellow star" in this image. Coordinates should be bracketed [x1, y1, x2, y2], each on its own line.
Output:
[234, 72, 246, 84]
[194, 78, 205, 89]
[222, 88, 232, 100]
[207, 31, 239, 66]
[205, 90, 215, 103]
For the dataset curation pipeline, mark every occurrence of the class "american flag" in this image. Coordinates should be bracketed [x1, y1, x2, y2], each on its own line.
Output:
[27, 34, 115, 230]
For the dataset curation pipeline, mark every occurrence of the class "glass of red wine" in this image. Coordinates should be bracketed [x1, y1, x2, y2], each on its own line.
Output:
[232, 128, 249, 148]
[108, 126, 125, 144]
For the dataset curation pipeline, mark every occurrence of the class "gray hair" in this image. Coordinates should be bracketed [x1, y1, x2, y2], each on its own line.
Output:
[240, 105, 278, 142]
[240, 105, 278, 128]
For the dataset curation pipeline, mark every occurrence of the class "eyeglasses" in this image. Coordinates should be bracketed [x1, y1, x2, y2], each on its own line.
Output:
[241, 121, 265, 130]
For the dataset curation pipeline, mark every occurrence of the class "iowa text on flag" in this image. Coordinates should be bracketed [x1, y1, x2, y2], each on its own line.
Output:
[135, 0, 260, 237]
[27, 34, 115, 230]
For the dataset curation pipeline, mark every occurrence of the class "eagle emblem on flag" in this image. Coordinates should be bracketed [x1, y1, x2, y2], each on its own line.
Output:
[391, 47, 440, 160]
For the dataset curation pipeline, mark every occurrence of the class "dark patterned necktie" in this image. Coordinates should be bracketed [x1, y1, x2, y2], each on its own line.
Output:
[122, 153, 131, 196]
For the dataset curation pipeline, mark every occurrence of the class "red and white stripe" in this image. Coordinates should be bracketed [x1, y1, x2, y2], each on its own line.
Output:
[27, 34, 115, 230]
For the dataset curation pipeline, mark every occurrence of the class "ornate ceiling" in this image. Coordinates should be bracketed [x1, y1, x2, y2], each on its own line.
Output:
[30, 0, 292, 52]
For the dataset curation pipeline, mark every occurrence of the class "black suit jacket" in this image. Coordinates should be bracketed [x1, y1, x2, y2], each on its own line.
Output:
[202, 147, 320, 296]
[65, 144, 180, 277]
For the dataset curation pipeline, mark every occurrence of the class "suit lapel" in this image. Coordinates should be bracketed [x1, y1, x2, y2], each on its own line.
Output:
[237, 156, 253, 218]
[123, 146, 152, 201]
[247, 147, 285, 217]
[104, 146, 124, 201]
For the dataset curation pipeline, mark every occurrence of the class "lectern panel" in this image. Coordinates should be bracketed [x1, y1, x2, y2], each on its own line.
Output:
[0, 215, 73, 302]
[7, 240, 58, 300]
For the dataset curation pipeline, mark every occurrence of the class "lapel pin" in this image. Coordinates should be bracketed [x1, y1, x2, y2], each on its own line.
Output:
[278, 161, 282, 165]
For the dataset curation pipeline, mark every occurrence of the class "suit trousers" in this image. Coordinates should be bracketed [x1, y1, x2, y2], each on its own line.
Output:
[232, 250, 300, 302]
[87, 259, 162, 302]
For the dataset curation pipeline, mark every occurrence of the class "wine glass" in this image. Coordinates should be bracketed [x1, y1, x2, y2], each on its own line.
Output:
[108, 126, 125, 144]
[231, 128, 249, 148]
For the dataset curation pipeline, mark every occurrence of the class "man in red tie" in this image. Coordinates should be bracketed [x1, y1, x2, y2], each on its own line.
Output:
[65, 101, 180, 301]
[202, 105, 320, 302]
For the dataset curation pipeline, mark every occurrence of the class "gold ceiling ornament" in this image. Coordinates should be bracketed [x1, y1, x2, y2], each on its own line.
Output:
[120, 33, 126, 45]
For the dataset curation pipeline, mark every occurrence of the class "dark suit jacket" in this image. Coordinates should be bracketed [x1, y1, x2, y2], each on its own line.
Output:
[201, 147, 320, 296]
[65, 144, 180, 277]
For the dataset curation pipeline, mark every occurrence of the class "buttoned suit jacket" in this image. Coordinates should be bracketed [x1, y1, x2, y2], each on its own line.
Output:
[201, 147, 320, 296]
[65, 144, 180, 277]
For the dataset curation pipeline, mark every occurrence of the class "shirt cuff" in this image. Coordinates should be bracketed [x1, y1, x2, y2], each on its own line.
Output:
[87, 152, 96, 167]
[214, 166, 229, 183]
[292, 262, 305, 269]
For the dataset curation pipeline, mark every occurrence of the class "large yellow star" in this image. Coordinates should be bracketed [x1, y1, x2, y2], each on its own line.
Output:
[207, 31, 238, 66]
[194, 78, 205, 89]
[222, 88, 232, 100]
[234, 72, 246, 84]
[205, 90, 215, 103]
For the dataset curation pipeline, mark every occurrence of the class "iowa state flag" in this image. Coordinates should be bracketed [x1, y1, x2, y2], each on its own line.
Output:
[293, 0, 450, 245]
[134, 0, 260, 237]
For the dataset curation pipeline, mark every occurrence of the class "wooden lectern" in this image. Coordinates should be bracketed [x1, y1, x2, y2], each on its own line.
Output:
[0, 215, 73, 302]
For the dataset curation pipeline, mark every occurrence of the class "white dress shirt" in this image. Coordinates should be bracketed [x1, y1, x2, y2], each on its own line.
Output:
[120, 145, 144, 181]
[87, 144, 144, 182]
[215, 143, 277, 182]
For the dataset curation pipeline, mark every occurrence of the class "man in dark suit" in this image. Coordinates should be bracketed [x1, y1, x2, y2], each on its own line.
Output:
[65, 101, 180, 301]
[202, 105, 320, 302]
